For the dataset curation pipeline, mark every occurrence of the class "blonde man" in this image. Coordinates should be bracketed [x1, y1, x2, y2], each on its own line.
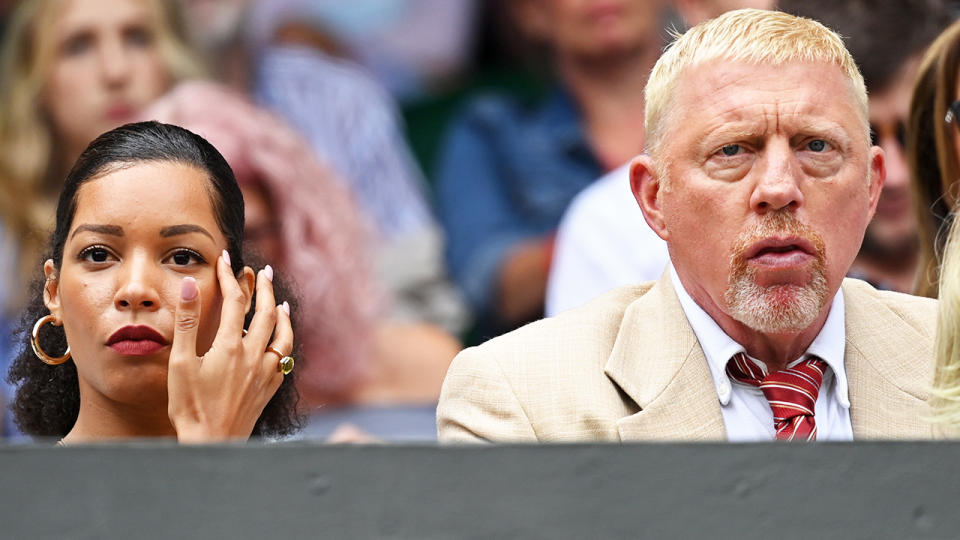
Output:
[438, 9, 937, 443]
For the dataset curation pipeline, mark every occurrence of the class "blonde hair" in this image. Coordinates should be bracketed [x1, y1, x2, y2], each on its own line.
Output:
[908, 19, 960, 298]
[932, 211, 960, 429]
[644, 8, 868, 159]
[0, 0, 203, 311]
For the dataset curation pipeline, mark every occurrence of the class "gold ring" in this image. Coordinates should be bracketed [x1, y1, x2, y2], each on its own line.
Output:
[266, 345, 284, 360]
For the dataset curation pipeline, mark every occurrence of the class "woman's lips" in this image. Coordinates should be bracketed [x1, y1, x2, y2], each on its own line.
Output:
[109, 340, 167, 356]
[106, 325, 168, 356]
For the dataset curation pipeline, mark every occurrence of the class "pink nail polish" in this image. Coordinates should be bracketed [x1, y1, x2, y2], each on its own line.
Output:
[282, 301, 290, 316]
[222, 249, 231, 267]
[181, 277, 198, 300]
[264, 264, 274, 282]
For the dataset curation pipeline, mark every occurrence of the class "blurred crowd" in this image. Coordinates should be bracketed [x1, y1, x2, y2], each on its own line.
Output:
[1, 0, 960, 442]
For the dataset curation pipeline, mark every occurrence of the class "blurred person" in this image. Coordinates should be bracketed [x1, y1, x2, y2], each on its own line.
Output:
[148, 82, 461, 440]
[439, 9, 937, 443]
[546, 0, 949, 316]
[177, 0, 471, 335]
[909, 19, 960, 297]
[436, 0, 669, 331]
[246, 0, 480, 102]
[9, 121, 299, 442]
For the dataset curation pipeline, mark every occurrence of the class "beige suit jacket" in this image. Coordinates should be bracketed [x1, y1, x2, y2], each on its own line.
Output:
[437, 274, 938, 442]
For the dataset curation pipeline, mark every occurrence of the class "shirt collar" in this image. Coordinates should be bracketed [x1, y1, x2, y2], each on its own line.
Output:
[668, 265, 849, 408]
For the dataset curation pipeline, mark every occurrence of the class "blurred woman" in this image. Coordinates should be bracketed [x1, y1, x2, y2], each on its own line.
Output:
[0, 0, 202, 310]
[908, 19, 960, 297]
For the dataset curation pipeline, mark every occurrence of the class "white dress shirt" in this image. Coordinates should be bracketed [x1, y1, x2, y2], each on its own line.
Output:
[670, 266, 854, 442]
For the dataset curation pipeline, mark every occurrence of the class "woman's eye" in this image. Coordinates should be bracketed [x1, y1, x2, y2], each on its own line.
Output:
[720, 144, 742, 157]
[807, 139, 828, 152]
[167, 249, 204, 267]
[79, 246, 111, 263]
[62, 33, 93, 57]
[124, 26, 153, 48]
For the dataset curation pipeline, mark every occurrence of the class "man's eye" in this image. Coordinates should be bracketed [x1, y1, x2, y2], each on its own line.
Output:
[807, 139, 827, 152]
[720, 144, 742, 156]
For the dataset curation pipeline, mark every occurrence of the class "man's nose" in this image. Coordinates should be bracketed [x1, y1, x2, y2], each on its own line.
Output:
[114, 254, 161, 311]
[749, 141, 804, 213]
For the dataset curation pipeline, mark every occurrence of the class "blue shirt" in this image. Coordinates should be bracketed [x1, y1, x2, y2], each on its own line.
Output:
[435, 88, 604, 321]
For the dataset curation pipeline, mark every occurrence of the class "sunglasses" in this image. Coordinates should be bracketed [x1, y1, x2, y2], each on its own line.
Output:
[945, 100, 960, 126]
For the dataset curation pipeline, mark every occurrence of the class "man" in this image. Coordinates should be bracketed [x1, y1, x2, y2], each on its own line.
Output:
[438, 9, 936, 442]
[545, 0, 950, 316]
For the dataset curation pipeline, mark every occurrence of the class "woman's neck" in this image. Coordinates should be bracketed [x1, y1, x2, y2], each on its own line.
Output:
[63, 394, 177, 443]
[557, 42, 659, 170]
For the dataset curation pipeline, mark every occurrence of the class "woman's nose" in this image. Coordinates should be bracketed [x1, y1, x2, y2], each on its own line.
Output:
[113, 254, 161, 310]
[98, 35, 132, 88]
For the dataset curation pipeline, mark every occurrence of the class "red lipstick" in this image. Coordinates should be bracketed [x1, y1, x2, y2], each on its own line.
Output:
[106, 325, 168, 356]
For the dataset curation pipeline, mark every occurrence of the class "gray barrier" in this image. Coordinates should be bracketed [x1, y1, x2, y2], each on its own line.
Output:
[1, 441, 958, 539]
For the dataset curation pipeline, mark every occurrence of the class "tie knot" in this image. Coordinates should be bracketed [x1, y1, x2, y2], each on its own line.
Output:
[726, 353, 827, 441]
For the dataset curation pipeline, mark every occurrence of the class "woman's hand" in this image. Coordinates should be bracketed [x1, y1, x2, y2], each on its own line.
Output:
[167, 250, 293, 443]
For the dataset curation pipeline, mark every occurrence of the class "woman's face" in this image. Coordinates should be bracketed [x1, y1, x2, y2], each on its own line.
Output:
[44, 161, 241, 408]
[42, 0, 172, 160]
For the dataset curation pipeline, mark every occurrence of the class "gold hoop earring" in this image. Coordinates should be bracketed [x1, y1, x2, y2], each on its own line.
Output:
[31, 314, 70, 365]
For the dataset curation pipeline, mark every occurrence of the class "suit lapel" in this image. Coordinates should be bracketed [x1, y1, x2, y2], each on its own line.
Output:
[842, 280, 935, 439]
[605, 273, 726, 441]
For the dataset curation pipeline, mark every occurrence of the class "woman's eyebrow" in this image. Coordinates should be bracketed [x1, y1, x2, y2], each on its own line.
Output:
[70, 224, 123, 239]
[160, 224, 214, 240]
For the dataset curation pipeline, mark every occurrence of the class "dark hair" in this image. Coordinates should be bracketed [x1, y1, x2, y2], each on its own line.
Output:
[779, 0, 951, 92]
[7, 121, 301, 438]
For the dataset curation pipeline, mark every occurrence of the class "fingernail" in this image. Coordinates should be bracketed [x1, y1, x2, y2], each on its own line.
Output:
[282, 301, 290, 316]
[181, 277, 198, 301]
[222, 249, 231, 267]
[264, 264, 274, 282]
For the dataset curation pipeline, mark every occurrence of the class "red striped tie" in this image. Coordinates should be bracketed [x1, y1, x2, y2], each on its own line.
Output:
[725, 353, 826, 441]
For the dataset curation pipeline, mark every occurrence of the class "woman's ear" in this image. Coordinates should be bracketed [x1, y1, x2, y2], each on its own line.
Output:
[43, 259, 62, 320]
[238, 266, 256, 315]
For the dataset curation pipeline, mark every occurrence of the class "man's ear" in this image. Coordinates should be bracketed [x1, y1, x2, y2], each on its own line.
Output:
[238, 266, 256, 315]
[866, 145, 886, 221]
[42, 259, 62, 320]
[630, 155, 669, 241]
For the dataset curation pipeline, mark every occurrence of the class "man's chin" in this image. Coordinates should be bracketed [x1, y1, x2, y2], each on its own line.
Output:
[725, 278, 828, 334]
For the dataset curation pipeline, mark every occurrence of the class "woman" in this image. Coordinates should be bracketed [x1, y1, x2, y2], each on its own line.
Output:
[908, 18, 960, 297]
[0, 0, 202, 311]
[147, 83, 459, 440]
[8, 121, 299, 442]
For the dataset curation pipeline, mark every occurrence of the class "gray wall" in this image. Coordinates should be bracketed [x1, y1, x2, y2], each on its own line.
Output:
[2, 441, 958, 539]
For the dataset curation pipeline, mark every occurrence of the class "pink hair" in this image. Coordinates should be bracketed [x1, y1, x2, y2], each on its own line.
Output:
[145, 81, 381, 402]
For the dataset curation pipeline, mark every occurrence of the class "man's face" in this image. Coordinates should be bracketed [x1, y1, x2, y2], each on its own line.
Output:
[654, 60, 883, 334]
[864, 58, 921, 256]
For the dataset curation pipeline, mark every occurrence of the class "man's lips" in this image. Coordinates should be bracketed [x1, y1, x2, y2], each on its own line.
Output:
[106, 325, 168, 356]
[743, 236, 817, 267]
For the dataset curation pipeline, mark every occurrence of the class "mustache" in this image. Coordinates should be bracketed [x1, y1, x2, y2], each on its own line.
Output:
[730, 210, 826, 267]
